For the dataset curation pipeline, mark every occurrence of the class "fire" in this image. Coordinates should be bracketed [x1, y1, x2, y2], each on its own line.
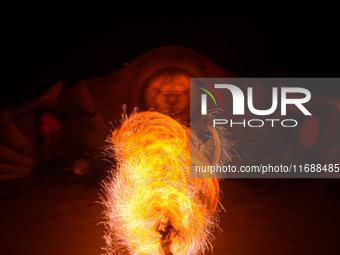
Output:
[102, 110, 223, 255]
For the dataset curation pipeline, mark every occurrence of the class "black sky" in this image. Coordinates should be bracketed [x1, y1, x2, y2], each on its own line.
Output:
[1, 2, 339, 111]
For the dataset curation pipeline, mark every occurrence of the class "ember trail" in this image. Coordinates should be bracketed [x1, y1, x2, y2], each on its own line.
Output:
[101, 110, 223, 255]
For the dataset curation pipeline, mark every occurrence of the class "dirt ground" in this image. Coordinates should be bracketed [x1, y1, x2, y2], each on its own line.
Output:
[1, 175, 340, 255]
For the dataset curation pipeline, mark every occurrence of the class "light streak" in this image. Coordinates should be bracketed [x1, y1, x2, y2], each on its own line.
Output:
[101, 110, 225, 255]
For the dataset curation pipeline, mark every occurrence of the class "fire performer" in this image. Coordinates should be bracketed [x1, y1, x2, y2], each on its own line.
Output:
[102, 110, 229, 255]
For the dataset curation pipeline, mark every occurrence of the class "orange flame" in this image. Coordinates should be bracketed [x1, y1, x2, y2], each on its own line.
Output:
[102, 110, 222, 255]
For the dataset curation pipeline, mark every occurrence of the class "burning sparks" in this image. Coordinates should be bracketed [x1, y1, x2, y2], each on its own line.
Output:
[102, 110, 227, 255]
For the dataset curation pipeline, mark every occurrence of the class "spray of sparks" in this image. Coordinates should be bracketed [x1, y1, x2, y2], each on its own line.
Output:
[101, 109, 230, 255]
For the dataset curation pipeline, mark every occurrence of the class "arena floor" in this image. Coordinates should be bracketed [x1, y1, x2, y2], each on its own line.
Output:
[1, 175, 340, 255]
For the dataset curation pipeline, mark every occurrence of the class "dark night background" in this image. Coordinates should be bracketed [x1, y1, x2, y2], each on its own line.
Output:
[1, 2, 339, 111]
[1, 2, 340, 255]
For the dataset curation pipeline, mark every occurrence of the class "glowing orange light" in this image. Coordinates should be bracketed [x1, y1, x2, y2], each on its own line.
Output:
[102, 110, 222, 255]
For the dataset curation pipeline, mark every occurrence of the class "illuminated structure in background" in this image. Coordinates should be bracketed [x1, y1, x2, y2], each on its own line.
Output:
[102, 110, 226, 255]
[0, 45, 235, 181]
